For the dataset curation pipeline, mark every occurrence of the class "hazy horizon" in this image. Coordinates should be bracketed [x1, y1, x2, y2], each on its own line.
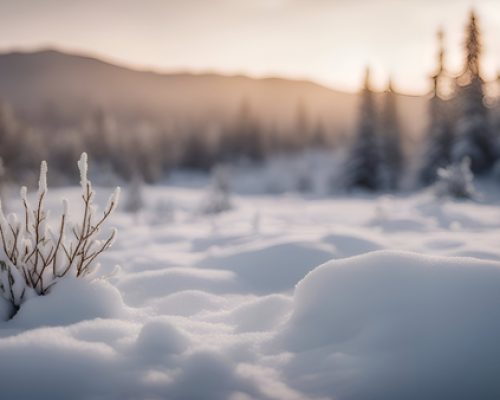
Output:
[1, 0, 499, 95]
[0, 45, 431, 97]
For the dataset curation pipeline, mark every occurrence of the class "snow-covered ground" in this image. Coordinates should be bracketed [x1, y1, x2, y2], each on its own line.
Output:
[1, 180, 500, 400]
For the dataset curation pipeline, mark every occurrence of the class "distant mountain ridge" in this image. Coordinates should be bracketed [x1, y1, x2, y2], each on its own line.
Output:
[0, 48, 427, 138]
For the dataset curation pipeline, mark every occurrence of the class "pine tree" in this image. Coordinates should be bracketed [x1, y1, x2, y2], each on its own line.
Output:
[292, 99, 311, 151]
[452, 11, 496, 173]
[182, 128, 213, 170]
[221, 99, 265, 162]
[238, 100, 266, 161]
[343, 67, 380, 191]
[379, 79, 404, 190]
[86, 108, 115, 164]
[419, 29, 454, 185]
[494, 72, 500, 154]
[311, 119, 328, 148]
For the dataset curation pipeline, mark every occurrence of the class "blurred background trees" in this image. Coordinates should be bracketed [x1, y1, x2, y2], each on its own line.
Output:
[0, 10, 497, 194]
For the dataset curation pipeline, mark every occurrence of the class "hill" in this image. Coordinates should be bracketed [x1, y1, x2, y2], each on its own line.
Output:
[0, 48, 427, 138]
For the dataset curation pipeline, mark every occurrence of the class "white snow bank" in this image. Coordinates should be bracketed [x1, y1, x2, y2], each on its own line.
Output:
[0, 297, 11, 321]
[117, 267, 237, 305]
[198, 242, 335, 293]
[4, 184, 500, 400]
[133, 318, 190, 362]
[207, 294, 293, 333]
[10, 278, 128, 329]
[164, 351, 261, 400]
[0, 316, 284, 400]
[277, 250, 500, 400]
[322, 232, 385, 258]
[0, 328, 121, 399]
[152, 290, 228, 316]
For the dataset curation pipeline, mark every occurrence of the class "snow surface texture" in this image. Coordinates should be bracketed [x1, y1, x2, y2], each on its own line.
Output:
[1, 184, 500, 399]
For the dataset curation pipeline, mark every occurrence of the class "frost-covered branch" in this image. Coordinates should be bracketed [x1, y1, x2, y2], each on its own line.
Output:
[0, 153, 120, 314]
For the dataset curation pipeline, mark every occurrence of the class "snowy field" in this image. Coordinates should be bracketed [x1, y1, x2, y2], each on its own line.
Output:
[1, 179, 500, 400]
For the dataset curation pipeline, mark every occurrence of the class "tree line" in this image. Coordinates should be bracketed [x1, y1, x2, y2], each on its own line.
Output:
[345, 11, 500, 192]
[0, 10, 498, 191]
[0, 94, 334, 185]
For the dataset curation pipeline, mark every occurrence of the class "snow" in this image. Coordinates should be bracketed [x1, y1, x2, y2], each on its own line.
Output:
[11, 278, 128, 329]
[277, 251, 500, 399]
[197, 241, 335, 293]
[1, 182, 500, 399]
[134, 319, 190, 361]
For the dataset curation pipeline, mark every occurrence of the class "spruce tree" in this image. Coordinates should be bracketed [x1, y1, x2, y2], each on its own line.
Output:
[419, 30, 454, 185]
[311, 119, 328, 148]
[494, 72, 500, 154]
[293, 99, 311, 151]
[223, 99, 265, 162]
[452, 11, 496, 173]
[86, 108, 114, 164]
[379, 79, 404, 190]
[344, 67, 380, 191]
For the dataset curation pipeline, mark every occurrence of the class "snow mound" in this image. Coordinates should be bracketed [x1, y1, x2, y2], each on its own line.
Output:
[0, 297, 12, 321]
[134, 319, 190, 362]
[370, 216, 431, 232]
[278, 251, 500, 399]
[209, 294, 293, 333]
[117, 267, 237, 305]
[153, 290, 227, 316]
[165, 351, 258, 400]
[449, 249, 500, 261]
[322, 232, 385, 257]
[0, 329, 119, 399]
[11, 278, 127, 328]
[198, 242, 334, 293]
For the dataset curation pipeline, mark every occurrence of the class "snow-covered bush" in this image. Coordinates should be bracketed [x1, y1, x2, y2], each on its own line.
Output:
[433, 157, 477, 199]
[202, 165, 232, 215]
[0, 153, 120, 316]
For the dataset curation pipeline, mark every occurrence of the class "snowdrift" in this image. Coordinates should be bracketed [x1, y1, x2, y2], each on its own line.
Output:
[1, 185, 500, 400]
[278, 251, 500, 400]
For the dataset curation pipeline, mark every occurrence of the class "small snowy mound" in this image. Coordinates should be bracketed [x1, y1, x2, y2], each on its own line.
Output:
[117, 267, 237, 305]
[153, 290, 227, 316]
[134, 319, 190, 362]
[279, 251, 500, 400]
[210, 294, 293, 333]
[0, 329, 120, 399]
[11, 278, 127, 328]
[198, 242, 334, 293]
[165, 351, 258, 400]
[322, 232, 385, 257]
[0, 297, 12, 321]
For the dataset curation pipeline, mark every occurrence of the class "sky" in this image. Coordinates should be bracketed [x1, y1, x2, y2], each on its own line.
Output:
[1, 0, 499, 94]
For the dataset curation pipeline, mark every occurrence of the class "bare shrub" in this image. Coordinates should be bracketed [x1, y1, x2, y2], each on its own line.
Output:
[0, 153, 120, 316]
